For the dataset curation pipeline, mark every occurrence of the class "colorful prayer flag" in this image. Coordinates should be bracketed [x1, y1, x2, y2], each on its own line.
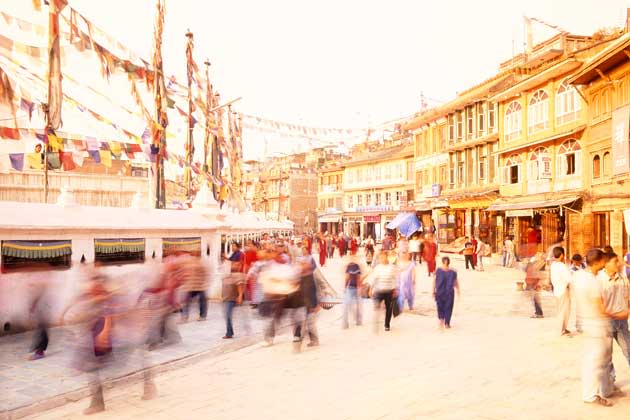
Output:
[26, 153, 43, 170]
[9, 153, 24, 171]
[88, 149, 100, 163]
[99, 150, 112, 168]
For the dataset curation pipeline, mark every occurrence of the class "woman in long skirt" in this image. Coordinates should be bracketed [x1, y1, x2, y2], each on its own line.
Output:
[432, 257, 460, 329]
[397, 252, 416, 311]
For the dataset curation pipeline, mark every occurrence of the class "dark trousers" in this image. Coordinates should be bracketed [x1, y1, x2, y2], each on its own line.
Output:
[436, 294, 454, 326]
[224, 300, 236, 337]
[374, 290, 394, 329]
[526, 285, 543, 316]
[30, 327, 48, 354]
[464, 255, 475, 270]
[184, 291, 208, 319]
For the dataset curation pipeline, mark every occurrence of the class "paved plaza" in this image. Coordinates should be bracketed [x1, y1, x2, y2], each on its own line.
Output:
[2, 255, 630, 419]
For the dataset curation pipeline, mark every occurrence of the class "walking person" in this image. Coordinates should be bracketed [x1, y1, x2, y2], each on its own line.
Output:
[342, 253, 364, 329]
[370, 251, 398, 332]
[338, 233, 347, 257]
[293, 247, 320, 348]
[318, 235, 327, 267]
[409, 234, 421, 263]
[476, 237, 488, 271]
[28, 285, 49, 360]
[597, 251, 630, 367]
[525, 253, 545, 319]
[397, 252, 416, 311]
[471, 236, 479, 268]
[222, 260, 246, 339]
[574, 248, 623, 407]
[504, 236, 515, 268]
[432, 256, 460, 329]
[550, 247, 573, 336]
[463, 237, 475, 270]
[181, 256, 209, 322]
[422, 233, 438, 277]
[326, 234, 334, 259]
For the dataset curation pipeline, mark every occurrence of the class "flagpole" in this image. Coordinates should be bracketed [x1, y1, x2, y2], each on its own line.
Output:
[203, 59, 212, 177]
[185, 30, 194, 201]
[152, 0, 167, 209]
[44, 0, 64, 203]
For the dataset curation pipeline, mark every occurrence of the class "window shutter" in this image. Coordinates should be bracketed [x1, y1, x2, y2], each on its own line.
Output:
[501, 166, 509, 184]
[574, 150, 582, 174]
[556, 155, 565, 177]
[517, 165, 522, 183]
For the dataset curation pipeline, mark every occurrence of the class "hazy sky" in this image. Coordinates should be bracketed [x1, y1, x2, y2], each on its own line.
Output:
[73, 0, 628, 127]
[7, 0, 630, 159]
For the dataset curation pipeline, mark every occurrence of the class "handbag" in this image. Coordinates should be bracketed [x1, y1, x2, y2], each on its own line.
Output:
[392, 297, 401, 318]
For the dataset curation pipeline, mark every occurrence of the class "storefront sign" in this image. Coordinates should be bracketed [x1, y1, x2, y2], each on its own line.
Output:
[612, 105, 630, 176]
[356, 205, 392, 212]
[539, 154, 552, 178]
[505, 209, 533, 218]
[364, 215, 381, 223]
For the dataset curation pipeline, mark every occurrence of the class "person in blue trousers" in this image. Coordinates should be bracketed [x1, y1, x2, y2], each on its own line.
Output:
[342, 253, 364, 329]
[222, 261, 245, 339]
[432, 256, 460, 329]
[397, 252, 416, 311]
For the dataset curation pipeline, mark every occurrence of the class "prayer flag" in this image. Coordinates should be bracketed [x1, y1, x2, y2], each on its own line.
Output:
[88, 149, 100, 163]
[60, 152, 76, 171]
[26, 153, 43, 170]
[9, 153, 24, 171]
[99, 150, 112, 168]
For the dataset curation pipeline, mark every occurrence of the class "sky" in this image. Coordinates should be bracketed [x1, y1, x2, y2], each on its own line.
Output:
[10, 0, 630, 159]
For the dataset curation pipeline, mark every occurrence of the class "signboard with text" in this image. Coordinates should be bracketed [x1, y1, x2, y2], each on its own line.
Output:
[612, 105, 630, 176]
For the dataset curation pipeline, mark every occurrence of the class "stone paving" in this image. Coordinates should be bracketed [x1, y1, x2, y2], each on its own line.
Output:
[3, 253, 607, 419]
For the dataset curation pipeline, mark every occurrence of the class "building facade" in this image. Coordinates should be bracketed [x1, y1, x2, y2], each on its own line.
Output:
[317, 164, 344, 234]
[341, 140, 415, 241]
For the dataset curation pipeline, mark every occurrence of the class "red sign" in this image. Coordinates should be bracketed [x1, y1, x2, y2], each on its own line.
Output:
[364, 215, 381, 223]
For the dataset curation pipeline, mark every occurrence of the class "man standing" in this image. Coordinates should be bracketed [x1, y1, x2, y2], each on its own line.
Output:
[463, 237, 475, 270]
[382, 234, 393, 252]
[228, 242, 244, 263]
[342, 253, 364, 329]
[574, 249, 624, 407]
[550, 247, 572, 336]
[422, 233, 438, 277]
[597, 252, 630, 368]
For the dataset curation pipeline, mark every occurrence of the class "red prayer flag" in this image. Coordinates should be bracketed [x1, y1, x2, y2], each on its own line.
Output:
[0, 126, 20, 139]
[60, 151, 76, 171]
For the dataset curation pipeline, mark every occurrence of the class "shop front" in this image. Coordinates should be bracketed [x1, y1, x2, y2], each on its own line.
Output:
[486, 195, 580, 259]
[363, 214, 381, 241]
[446, 192, 499, 251]
[410, 200, 433, 234]
[318, 213, 342, 235]
[343, 215, 362, 237]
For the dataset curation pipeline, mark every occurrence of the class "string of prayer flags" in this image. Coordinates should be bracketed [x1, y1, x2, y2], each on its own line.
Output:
[99, 150, 112, 168]
[9, 153, 24, 171]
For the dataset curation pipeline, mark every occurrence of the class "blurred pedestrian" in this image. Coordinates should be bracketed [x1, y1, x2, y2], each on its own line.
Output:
[504, 236, 515, 268]
[476, 237, 488, 271]
[181, 256, 209, 322]
[318, 235, 327, 266]
[342, 253, 364, 329]
[550, 247, 572, 336]
[397, 252, 416, 311]
[422, 233, 438, 277]
[371, 251, 398, 332]
[409, 234, 421, 263]
[574, 249, 618, 406]
[222, 260, 246, 339]
[525, 253, 545, 319]
[471, 236, 479, 267]
[27, 285, 49, 360]
[294, 247, 320, 348]
[229, 242, 244, 263]
[433, 256, 460, 329]
[597, 251, 630, 368]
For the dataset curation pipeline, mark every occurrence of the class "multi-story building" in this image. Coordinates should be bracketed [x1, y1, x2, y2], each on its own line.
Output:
[341, 139, 415, 240]
[317, 164, 344, 234]
[568, 33, 630, 255]
[486, 32, 620, 258]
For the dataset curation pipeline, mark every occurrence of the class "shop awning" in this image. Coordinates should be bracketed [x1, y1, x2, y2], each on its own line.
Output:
[448, 198, 496, 209]
[1, 240, 72, 259]
[486, 196, 580, 212]
[95, 238, 145, 254]
[318, 214, 341, 223]
[163, 237, 201, 253]
[386, 213, 422, 238]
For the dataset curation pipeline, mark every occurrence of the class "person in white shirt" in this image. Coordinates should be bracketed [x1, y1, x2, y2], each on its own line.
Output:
[408, 235, 421, 263]
[476, 238, 487, 272]
[573, 248, 625, 407]
[550, 247, 573, 336]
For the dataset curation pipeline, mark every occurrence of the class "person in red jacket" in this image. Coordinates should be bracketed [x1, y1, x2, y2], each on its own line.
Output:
[422, 233, 438, 276]
[242, 240, 259, 301]
[318, 235, 327, 266]
[349, 236, 358, 255]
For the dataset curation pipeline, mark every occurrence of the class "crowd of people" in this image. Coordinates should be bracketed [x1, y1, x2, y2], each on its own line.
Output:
[26, 227, 630, 412]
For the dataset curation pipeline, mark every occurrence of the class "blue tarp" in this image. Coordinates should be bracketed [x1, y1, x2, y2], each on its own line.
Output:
[386, 212, 422, 238]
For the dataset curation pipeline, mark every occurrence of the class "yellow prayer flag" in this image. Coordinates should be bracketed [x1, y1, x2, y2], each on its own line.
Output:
[99, 150, 112, 168]
[27, 153, 43, 170]
[47, 133, 63, 152]
[110, 142, 122, 156]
